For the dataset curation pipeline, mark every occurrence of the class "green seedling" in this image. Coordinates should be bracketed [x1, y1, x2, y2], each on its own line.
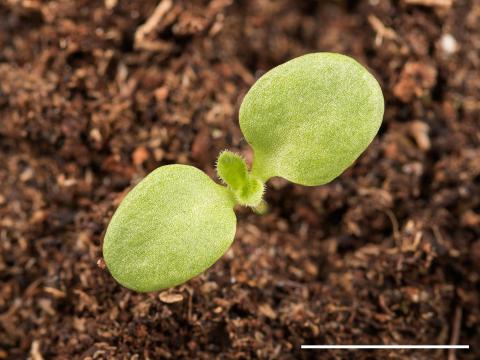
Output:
[103, 53, 384, 292]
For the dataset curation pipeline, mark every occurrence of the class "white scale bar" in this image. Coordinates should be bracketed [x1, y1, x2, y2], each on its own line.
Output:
[301, 345, 470, 349]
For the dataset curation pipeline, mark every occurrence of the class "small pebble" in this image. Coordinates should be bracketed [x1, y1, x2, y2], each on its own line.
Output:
[440, 33, 457, 55]
[97, 258, 106, 270]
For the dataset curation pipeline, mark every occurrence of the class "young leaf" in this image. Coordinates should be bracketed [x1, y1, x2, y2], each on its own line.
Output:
[240, 52, 384, 186]
[216, 150, 249, 192]
[103, 165, 237, 292]
[216, 150, 264, 207]
[235, 176, 264, 207]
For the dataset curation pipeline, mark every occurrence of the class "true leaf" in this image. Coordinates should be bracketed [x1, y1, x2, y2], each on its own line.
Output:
[216, 150, 249, 192]
[216, 150, 264, 206]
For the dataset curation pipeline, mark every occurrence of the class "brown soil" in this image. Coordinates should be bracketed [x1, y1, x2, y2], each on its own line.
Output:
[1, 1, 479, 359]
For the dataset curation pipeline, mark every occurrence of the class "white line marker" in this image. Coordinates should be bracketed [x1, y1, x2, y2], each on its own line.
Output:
[301, 345, 470, 349]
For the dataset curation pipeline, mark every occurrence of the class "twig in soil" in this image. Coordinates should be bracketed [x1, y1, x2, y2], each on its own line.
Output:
[368, 15, 398, 47]
[5, 0, 40, 11]
[30, 340, 43, 360]
[403, 0, 453, 8]
[186, 287, 194, 322]
[134, 0, 174, 51]
[384, 209, 400, 244]
[104, 0, 117, 10]
[448, 305, 462, 360]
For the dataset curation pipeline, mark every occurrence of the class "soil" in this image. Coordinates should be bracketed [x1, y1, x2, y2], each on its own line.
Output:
[1, 0, 479, 359]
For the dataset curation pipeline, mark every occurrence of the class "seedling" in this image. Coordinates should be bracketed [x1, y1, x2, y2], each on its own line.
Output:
[103, 53, 384, 292]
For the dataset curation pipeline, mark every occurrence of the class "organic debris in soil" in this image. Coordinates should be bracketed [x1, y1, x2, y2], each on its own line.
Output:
[1, 0, 479, 359]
